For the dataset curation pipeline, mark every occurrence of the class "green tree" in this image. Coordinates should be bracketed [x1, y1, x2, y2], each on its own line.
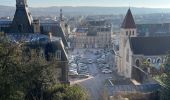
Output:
[0, 36, 88, 100]
[51, 84, 89, 100]
[160, 53, 170, 100]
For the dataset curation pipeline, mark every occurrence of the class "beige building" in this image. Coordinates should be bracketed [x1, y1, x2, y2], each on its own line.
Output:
[74, 26, 112, 48]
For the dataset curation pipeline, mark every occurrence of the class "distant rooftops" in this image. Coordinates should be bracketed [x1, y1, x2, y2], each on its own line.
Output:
[0, 20, 12, 25]
[75, 28, 88, 33]
[76, 27, 111, 33]
[121, 8, 136, 29]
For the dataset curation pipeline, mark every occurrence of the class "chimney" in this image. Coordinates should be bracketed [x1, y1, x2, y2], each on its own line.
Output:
[48, 32, 52, 41]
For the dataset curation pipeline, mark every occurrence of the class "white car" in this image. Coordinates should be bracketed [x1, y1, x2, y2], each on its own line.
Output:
[69, 70, 78, 75]
[102, 69, 112, 74]
[78, 74, 90, 78]
[69, 68, 77, 72]
[71, 63, 77, 68]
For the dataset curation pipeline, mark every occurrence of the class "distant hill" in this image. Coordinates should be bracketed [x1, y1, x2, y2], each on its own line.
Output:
[0, 5, 170, 17]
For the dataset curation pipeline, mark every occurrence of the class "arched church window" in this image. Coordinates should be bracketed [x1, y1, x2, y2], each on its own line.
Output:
[135, 59, 140, 67]
[147, 58, 151, 63]
[157, 58, 161, 63]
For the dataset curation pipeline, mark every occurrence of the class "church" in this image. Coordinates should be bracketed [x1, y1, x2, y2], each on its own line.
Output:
[117, 8, 170, 78]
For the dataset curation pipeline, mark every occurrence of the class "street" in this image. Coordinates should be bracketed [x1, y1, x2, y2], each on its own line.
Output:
[69, 49, 118, 100]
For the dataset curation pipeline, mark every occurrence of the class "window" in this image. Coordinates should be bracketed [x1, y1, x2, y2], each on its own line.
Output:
[56, 50, 61, 60]
[126, 31, 128, 36]
[132, 31, 135, 35]
[157, 58, 161, 63]
[147, 58, 151, 63]
[126, 49, 129, 62]
[135, 59, 140, 67]
[129, 31, 131, 36]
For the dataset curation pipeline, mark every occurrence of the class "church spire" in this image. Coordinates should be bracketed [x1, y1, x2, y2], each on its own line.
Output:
[121, 8, 136, 29]
[60, 9, 63, 22]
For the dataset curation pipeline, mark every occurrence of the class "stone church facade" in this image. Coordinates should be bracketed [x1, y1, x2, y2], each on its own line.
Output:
[117, 8, 170, 79]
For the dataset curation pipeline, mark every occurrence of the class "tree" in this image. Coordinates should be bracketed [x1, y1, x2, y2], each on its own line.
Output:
[160, 53, 170, 100]
[51, 84, 89, 100]
[0, 36, 25, 100]
[0, 35, 88, 100]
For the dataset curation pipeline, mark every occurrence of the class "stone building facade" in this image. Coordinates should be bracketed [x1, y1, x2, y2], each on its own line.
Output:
[74, 26, 112, 48]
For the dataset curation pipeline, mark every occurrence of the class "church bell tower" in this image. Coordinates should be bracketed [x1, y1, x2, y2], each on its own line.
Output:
[118, 8, 137, 76]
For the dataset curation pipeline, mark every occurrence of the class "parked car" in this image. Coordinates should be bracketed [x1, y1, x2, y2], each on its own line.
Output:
[87, 59, 93, 64]
[69, 70, 78, 75]
[102, 69, 112, 74]
[79, 66, 88, 71]
[78, 74, 90, 78]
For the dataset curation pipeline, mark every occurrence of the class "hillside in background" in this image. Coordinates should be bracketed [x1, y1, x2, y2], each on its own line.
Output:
[1, 5, 170, 17]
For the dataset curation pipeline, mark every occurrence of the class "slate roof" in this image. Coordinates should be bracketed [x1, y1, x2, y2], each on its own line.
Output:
[6, 33, 68, 61]
[55, 25, 68, 47]
[130, 36, 170, 55]
[40, 23, 68, 47]
[121, 8, 136, 29]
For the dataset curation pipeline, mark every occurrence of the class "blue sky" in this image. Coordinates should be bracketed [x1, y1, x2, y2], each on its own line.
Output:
[0, 0, 170, 8]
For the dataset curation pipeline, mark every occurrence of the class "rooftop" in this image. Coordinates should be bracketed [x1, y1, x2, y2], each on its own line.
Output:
[121, 8, 136, 29]
[130, 36, 170, 55]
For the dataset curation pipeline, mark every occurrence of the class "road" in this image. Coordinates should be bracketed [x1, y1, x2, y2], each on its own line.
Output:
[69, 49, 118, 100]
